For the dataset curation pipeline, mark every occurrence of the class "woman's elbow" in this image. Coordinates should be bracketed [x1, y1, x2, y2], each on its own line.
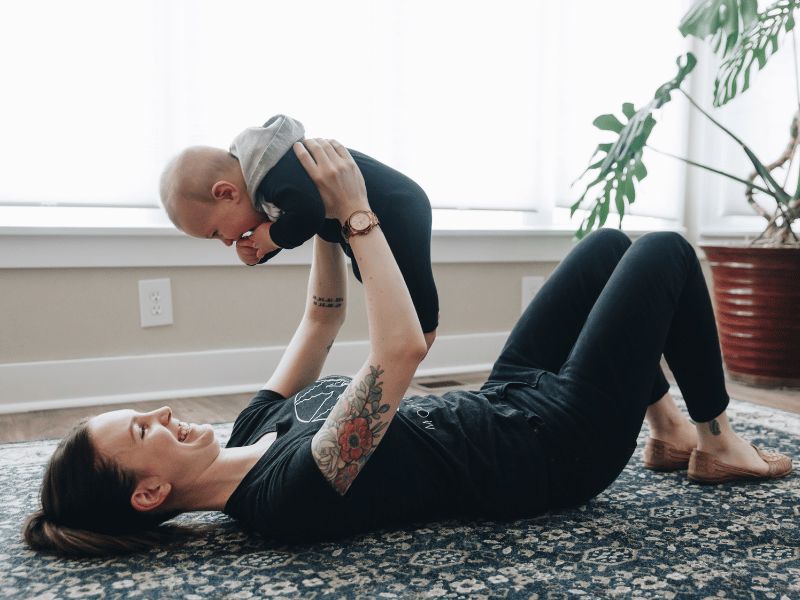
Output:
[381, 334, 427, 366]
[402, 335, 428, 365]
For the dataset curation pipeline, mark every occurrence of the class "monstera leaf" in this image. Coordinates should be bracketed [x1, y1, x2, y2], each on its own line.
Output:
[680, 0, 799, 106]
[571, 55, 697, 240]
[679, 0, 759, 56]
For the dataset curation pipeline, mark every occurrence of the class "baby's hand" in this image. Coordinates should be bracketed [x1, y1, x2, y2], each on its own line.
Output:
[249, 221, 280, 259]
[236, 238, 261, 265]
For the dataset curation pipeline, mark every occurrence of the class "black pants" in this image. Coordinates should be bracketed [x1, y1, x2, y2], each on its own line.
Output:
[482, 229, 730, 509]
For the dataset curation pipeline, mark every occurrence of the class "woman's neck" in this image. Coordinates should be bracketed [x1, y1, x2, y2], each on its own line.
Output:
[165, 432, 277, 513]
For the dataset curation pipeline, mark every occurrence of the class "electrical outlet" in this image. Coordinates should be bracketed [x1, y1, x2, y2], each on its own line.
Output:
[521, 276, 544, 314]
[139, 278, 173, 327]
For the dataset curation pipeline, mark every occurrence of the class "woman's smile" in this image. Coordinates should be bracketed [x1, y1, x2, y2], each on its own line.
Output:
[177, 422, 190, 443]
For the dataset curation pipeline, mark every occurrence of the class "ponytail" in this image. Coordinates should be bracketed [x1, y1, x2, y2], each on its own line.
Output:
[22, 418, 200, 557]
[23, 508, 184, 556]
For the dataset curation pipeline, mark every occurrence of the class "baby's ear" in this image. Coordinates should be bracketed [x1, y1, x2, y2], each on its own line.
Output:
[211, 181, 239, 202]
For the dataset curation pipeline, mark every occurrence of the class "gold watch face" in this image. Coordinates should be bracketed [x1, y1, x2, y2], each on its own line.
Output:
[351, 212, 371, 231]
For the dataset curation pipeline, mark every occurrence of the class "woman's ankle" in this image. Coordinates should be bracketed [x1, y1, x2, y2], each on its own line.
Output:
[645, 395, 697, 448]
[695, 414, 737, 453]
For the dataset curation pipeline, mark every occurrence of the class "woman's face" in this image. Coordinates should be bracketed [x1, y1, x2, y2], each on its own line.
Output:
[89, 406, 219, 485]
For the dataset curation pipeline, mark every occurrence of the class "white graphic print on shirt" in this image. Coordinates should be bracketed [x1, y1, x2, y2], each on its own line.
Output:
[293, 376, 350, 423]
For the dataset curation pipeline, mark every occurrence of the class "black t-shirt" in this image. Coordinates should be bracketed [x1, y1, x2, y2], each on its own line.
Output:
[255, 149, 439, 334]
[223, 376, 549, 543]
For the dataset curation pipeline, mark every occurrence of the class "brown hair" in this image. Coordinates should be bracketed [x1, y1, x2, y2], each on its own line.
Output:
[22, 418, 198, 557]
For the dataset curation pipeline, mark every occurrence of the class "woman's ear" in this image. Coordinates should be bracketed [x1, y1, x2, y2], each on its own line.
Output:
[131, 476, 172, 512]
[211, 181, 239, 203]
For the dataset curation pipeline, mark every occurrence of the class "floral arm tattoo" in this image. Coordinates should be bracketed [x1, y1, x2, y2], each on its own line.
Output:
[311, 366, 390, 495]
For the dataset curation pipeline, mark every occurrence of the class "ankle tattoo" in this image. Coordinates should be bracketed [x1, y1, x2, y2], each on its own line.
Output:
[709, 419, 721, 436]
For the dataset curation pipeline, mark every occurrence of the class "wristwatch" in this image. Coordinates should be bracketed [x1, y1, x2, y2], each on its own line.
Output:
[341, 210, 380, 242]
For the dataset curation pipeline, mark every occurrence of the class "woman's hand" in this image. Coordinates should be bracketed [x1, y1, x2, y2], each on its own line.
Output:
[293, 139, 369, 223]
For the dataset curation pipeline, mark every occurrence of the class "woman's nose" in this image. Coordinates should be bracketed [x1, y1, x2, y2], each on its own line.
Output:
[150, 406, 172, 425]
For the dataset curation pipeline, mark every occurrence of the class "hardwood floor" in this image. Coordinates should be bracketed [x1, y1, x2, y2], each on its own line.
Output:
[1, 369, 797, 444]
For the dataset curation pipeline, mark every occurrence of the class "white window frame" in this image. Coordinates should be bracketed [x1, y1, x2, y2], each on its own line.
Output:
[0, 204, 689, 269]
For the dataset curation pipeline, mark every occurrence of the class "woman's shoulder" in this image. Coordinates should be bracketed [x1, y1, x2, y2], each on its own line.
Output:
[225, 418, 349, 541]
[227, 389, 288, 448]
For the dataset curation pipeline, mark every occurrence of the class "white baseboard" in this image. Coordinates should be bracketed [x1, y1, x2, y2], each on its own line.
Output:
[0, 331, 508, 414]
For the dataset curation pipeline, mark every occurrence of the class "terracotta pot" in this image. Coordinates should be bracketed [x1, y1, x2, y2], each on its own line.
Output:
[702, 244, 800, 388]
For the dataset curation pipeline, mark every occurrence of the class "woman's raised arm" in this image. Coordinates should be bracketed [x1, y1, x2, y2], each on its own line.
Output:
[262, 235, 347, 398]
[295, 139, 427, 495]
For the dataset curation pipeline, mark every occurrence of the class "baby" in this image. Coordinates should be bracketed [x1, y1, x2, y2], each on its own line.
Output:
[160, 115, 439, 347]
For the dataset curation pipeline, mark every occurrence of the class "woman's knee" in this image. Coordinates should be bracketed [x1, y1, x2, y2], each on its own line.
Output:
[582, 228, 632, 256]
[637, 231, 693, 256]
[585, 228, 631, 245]
[634, 232, 698, 274]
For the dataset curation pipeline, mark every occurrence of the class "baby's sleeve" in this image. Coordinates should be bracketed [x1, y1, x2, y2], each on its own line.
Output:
[256, 151, 327, 251]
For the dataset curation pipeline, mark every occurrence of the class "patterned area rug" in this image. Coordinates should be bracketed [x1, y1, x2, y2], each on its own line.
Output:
[2, 392, 799, 600]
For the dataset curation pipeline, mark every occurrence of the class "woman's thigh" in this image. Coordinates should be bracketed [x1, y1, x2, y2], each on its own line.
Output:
[523, 233, 721, 506]
[560, 233, 716, 431]
[486, 229, 632, 386]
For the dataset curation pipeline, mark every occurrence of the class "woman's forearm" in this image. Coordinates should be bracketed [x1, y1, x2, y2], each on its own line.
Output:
[261, 236, 346, 398]
[346, 227, 425, 360]
[304, 236, 347, 327]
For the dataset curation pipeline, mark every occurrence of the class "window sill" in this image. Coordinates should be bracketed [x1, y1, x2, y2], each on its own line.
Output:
[0, 206, 684, 268]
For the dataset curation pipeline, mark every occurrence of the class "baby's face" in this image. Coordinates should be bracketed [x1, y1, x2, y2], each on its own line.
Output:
[177, 196, 266, 246]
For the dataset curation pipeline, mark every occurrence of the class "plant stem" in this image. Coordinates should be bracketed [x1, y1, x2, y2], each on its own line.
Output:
[793, 23, 800, 111]
[788, 25, 800, 193]
[646, 145, 776, 197]
[679, 87, 793, 205]
[679, 89, 752, 150]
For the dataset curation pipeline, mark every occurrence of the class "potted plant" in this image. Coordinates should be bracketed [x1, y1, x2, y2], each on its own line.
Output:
[572, 0, 800, 388]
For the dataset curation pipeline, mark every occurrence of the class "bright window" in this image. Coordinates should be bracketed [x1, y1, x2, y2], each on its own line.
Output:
[1, 0, 691, 225]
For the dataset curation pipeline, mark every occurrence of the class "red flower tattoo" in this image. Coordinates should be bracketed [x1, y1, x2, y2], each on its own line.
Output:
[338, 417, 373, 463]
[335, 463, 360, 491]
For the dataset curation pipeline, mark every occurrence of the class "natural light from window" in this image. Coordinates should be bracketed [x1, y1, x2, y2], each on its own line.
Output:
[2, 0, 693, 232]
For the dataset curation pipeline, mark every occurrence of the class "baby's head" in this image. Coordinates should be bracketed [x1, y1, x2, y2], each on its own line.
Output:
[159, 146, 266, 246]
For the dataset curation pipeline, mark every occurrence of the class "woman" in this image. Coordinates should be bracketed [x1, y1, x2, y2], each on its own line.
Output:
[24, 140, 792, 556]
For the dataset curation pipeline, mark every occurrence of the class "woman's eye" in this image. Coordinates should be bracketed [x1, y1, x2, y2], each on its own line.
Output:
[140, 426, 146, 439]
